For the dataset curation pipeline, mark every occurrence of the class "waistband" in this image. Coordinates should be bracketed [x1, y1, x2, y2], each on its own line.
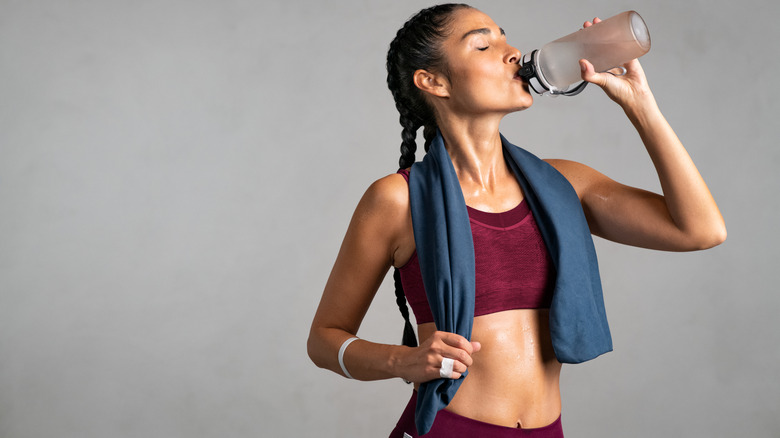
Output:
[390, 391, 564, 437]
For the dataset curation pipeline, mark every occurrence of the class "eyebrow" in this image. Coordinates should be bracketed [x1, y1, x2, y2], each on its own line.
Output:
[461, 27, 505, 41]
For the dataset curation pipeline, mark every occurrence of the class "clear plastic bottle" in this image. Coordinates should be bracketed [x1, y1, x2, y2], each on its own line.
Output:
[520, 11, 651, 95]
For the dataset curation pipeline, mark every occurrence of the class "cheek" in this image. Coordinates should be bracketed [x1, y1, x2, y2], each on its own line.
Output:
[450, 64, 502, 98]
[456, 62, 499, 83]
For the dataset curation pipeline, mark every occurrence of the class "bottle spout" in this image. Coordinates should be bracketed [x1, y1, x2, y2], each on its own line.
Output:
[518, 60, 536, 82]
[520, 49, 589, 97]
[519, 50, 552, 95]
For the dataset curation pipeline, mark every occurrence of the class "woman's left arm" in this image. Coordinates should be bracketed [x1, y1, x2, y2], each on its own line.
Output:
[548, 19, 726, 251]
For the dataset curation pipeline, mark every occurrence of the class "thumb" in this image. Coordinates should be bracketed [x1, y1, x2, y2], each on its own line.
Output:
[471, 341, 482, 352]
[579, 59, 607, 87]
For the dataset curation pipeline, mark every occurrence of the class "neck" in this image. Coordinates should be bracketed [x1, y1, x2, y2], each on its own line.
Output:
[436, 114, 509, 190]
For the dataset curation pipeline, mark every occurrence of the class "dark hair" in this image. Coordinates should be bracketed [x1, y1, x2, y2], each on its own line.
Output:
[386, 4, 471, 351]
[386, 3, 471, 169]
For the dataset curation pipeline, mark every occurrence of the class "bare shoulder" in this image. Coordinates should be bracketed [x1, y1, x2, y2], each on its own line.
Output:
[544, 158, 610, 200]
[358, 172, 410, 215]
[350, 172, 414, 267]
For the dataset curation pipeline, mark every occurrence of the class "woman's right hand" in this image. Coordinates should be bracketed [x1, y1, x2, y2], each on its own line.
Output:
[396, 331, 481, 383]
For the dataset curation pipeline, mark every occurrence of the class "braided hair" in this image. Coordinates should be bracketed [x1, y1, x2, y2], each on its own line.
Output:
[386, 4, 471, 350]
[386, 3, 470, 169]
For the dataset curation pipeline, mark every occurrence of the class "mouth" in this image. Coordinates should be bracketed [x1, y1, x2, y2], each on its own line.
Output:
[513, 67, 527, 81]
[513, 70, 530, 93]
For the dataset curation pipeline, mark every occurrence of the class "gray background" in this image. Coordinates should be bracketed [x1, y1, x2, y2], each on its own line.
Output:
[1, 0, 778, 437]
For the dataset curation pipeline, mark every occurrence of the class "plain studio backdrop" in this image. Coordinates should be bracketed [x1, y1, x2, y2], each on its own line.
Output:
[1, 0, 778, 436]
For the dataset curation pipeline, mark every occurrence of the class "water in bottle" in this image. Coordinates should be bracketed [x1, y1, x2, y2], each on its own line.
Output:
[519, 11, 651, 95]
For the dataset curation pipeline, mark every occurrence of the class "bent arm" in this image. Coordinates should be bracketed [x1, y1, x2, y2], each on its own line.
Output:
[548, 55, 726, 251]
[307, 174, 410, 380]
[620, 95, 725, 250]
[306, 174, 479, 382]
[549, 124, 726, 251]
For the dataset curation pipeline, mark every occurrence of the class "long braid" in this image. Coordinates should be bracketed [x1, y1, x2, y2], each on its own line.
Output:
[385, 4, 471, 353]
[398, 108, 421, 170]
[423, 123, 438, 153]
[393, 269, 418, 348]
[386, 3, 470, 169]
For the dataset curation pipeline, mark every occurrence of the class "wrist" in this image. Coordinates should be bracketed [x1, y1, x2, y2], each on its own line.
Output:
[622, 91, 661, 128]
[388, 344, 413, 380]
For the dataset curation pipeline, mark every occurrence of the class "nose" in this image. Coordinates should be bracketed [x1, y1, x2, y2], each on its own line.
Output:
[505, 45, 521, 64]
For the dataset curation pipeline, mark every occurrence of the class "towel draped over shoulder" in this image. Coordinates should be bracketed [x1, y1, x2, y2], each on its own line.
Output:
[408, 132, 612, 435]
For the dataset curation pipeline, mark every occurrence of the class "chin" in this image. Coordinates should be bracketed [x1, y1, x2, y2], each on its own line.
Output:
[513, 95, 534, 112]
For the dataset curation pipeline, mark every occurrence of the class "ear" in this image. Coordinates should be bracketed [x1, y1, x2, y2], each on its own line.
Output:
[413, 69, 450, 98]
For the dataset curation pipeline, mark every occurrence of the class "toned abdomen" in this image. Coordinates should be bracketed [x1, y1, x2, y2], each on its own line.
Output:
[417, 309, 562, 429]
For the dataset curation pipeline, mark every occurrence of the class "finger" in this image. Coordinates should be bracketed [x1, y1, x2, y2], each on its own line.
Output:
[443, 345, 473, 367]
[444, 358, 469, 374]
[593, 17, 602, 24]
[434, 336, 475, 367]
[583, 20, 592, 28]
[446, 368, 464, 380]
[471, 341, 482, 353]
[438, 356, 468, 379]
[622, 58, 643, 75]
[440, 332, 475, 354]
[579, 59, 607, 86]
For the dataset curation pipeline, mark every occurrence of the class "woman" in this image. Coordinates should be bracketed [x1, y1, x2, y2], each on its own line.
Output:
[307, 4, 726, 437]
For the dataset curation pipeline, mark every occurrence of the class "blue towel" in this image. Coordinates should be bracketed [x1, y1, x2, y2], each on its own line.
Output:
[408, 132, 612, 435]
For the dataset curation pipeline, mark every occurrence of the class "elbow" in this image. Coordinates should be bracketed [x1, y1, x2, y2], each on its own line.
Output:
[306, 328, 328, 370]
[711, 224, 728, 247]
[703, 219, 728, 249]
[689, 223, 727, 250]
[306, 330, 320, 367]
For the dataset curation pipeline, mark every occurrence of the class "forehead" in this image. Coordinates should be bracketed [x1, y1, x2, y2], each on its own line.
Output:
[446, 8, 500, 37]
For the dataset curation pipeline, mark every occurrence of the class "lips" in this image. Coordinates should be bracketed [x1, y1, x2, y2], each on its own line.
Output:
[513, 65, 525, 80]
[513, 70, 530, 92]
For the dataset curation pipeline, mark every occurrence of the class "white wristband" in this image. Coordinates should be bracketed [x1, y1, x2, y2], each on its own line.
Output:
[338, 337, 359, 379]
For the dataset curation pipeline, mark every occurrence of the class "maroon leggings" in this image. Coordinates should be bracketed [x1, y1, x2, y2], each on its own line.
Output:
[389, 392, 564, 438]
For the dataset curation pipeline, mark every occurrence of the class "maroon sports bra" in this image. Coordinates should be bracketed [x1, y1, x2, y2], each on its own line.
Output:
[397, 169, 555, 325]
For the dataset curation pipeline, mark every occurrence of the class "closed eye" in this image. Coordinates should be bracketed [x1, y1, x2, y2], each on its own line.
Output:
[477, 46, 489, 51]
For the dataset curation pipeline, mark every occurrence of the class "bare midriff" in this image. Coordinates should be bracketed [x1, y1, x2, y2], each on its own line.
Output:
[415, 308, 561, 429]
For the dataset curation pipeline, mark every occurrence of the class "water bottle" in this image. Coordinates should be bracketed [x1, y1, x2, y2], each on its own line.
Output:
[518, 11, 651, 96]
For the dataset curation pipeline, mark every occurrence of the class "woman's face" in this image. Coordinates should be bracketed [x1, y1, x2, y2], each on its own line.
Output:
[433, 8, 533, 117]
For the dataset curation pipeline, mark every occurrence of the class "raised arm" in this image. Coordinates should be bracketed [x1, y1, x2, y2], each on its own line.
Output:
[307, 173, 479, 382]
[547, 18, 726, 251]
